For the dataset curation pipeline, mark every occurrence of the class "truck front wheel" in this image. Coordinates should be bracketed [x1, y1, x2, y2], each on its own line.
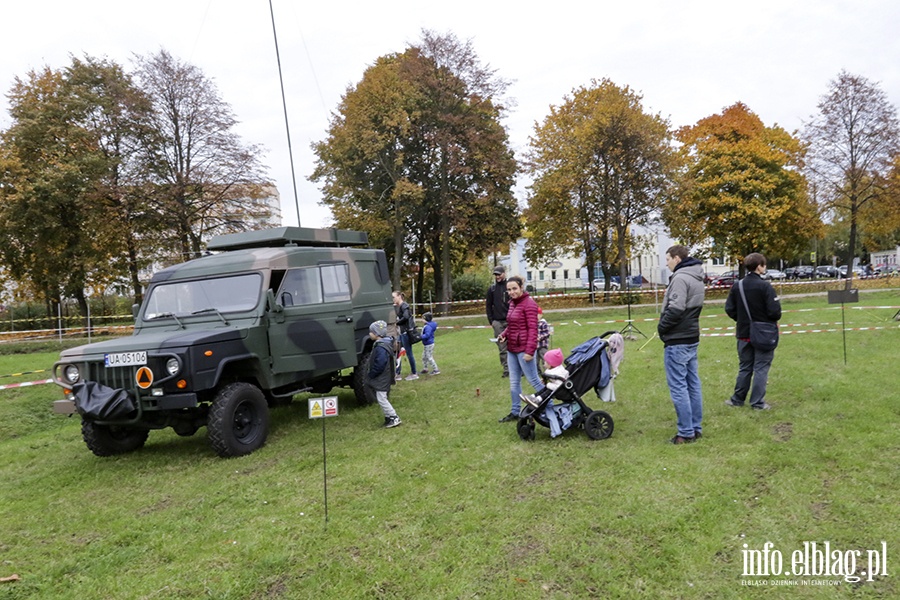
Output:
[81, 420, 149, 456]
[207, 383, 269, 457]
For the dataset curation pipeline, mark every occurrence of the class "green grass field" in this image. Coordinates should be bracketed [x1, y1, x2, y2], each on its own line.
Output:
[1, 290, 898, 599]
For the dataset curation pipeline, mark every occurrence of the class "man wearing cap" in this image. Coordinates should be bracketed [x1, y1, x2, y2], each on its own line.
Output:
[486, 265, 510, 377]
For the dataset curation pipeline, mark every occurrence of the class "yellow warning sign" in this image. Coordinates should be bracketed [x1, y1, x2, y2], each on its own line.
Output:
[135, 366, 154, 389]
[308, 399, 323, 419]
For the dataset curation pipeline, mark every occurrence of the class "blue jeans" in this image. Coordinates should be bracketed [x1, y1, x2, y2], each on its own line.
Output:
[663, 343, 703, 438]
[731, 340, 774, 407]
[508, 351, 545, 416]
[395, 333, 417, 375]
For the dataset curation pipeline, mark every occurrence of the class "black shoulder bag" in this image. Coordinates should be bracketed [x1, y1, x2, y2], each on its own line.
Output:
[738, 279, 779, 351]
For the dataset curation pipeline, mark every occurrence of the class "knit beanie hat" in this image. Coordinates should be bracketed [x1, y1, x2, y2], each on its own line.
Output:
[369, 320, 388, 337]
[545, 348, 564, 368]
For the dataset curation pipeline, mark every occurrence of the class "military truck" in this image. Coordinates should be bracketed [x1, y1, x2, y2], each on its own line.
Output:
[52, 227, 395, 457]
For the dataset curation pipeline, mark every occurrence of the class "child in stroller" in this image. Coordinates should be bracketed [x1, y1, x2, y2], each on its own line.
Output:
[516, 331, 623, 441]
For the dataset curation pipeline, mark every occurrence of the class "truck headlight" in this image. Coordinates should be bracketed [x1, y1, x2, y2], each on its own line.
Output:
[64, 365, 80, 383]
[165, 357, 181, 376]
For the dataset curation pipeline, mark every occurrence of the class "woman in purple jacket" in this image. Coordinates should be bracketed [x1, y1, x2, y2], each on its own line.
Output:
[497, 276, 547, 422]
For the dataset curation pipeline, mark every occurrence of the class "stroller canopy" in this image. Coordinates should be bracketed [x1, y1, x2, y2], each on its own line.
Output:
[564, 336, 611, 398]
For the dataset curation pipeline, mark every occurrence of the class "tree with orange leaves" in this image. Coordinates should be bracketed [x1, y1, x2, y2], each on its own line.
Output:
[668, 102, 821, 268]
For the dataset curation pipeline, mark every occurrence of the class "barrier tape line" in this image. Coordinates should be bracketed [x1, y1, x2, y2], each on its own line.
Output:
[3, 323, 896, 393]
[0, 379, 54, 391]
[0, 369, 48, 379]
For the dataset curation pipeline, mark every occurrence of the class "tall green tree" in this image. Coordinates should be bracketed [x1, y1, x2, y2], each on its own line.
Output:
[134, 50, 271, 262]
[0, 64, 113, 316]
[525, 79, 677, 286]
[64, 56, 162, 304]
[803, 71, 900, 271]
[669, 102, 820, 268]
[312, 31, 518, 305]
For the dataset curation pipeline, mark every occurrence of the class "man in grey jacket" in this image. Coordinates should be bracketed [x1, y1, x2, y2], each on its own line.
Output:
[658, 245, 706, 444]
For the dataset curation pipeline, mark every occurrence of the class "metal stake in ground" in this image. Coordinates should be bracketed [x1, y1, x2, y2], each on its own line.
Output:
[309, 396, 339, 528]
[827, 287, 859, 365]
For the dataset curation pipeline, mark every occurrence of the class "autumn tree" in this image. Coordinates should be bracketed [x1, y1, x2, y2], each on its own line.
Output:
[803, 71, 900, 272]
[0, 63, 122, 317]
[860, 155, 900, 250]
[64, 56, 162, 303]
[525, 79, 677, 287]
[312, 31, 518, 305]
[669, 102, 820, 269]
[134, 50, 271, 262]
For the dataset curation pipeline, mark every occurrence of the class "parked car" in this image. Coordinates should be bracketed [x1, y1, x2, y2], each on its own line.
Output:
[815, 265, 841, 279]
[785, 265, 815, 279]
[763, 269, 786, 280]
[610, 275, 643, 289]
[590, 277, 620, 291]
[709, 274, 737, 288]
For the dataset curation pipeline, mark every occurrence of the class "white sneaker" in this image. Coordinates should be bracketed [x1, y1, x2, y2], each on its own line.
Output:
[404, 374, 419, 381]
[520, 393, 541, 409]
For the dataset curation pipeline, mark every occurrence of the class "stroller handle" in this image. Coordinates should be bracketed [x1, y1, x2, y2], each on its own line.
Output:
[600, 330, 618, 339]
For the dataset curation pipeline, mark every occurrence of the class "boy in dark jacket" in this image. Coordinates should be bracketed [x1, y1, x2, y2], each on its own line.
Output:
[367, 321, 401, 428]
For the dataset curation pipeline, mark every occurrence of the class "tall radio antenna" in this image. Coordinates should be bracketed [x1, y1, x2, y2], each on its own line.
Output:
[268, 0, 301, 226]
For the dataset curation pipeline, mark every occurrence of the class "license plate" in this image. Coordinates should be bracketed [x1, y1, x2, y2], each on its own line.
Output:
[104, 351, 147, 367]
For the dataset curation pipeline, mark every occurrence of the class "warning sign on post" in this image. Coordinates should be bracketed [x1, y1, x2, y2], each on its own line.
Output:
[309, 396, 338, 419]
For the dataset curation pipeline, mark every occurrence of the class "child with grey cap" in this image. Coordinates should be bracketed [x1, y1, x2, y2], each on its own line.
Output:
[367, 320, 401, 428]
[419, 312, 440, 375]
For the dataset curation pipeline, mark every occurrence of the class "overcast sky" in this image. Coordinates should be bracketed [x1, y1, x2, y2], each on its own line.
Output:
[4, 1, 900, 229]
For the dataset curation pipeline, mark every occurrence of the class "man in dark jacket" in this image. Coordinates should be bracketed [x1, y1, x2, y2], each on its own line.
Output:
[486, 265, 510, 377]
[724, 253, 782, 410]
[367, 321, 401, 428]
[658, 245, 706, 444]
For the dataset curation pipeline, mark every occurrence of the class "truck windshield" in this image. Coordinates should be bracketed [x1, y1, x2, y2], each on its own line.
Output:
[144, 273, 262, 320]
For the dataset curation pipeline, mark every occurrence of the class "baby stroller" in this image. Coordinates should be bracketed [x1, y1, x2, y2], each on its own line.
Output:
[517, 331, 623, 441]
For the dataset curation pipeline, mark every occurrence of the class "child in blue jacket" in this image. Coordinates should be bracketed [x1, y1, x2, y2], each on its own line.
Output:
[420, 312, 440, 375]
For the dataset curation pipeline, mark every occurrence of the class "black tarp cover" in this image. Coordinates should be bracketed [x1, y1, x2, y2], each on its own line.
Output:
[72, 381, 136, 420]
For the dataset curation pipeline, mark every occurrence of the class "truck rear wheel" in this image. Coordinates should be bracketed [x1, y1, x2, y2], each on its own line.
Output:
[352, 351, 376, 406]
[207, 383, 269, 457]
[81, 420, 149, 456]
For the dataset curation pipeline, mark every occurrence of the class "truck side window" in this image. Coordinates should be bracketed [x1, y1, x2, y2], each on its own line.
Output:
[321, 263, 351, 302]
[279, 267, 323, 306]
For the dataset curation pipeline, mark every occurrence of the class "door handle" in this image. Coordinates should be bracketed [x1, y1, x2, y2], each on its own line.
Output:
[336, 316, 353, 323]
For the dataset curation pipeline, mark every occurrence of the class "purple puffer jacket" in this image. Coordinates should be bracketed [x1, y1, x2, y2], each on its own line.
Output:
[502, 292, 539, 355]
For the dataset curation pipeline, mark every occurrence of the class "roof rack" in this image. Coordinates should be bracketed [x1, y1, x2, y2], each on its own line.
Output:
[207, 227, 369, 251]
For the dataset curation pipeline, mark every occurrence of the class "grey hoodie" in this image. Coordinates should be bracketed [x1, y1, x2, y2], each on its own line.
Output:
[658, 257, 706, 346]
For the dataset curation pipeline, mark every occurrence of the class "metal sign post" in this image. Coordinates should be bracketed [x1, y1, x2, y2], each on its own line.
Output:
[827, 288, 859, 365]
[308, 396, 339, 527]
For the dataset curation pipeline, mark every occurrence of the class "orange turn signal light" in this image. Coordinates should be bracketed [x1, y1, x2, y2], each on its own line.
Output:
[204, 350, 213, 356]
[177, 380, 187, 389]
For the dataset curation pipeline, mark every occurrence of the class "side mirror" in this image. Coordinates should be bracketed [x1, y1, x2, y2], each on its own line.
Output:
[132, 303, 140, 320]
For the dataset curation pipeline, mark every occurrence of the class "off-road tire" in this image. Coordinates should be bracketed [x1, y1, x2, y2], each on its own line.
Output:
[81, 420, 149, 456]
[207, 383, 269, 457]
[352, 351, 376, 406]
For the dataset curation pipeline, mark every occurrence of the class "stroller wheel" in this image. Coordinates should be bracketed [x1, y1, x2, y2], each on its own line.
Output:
[584, 410, 614, 440]
[517, 417, 535, 441]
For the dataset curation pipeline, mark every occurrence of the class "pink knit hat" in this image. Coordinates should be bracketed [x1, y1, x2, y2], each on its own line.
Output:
[544, 348, 564, 368]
